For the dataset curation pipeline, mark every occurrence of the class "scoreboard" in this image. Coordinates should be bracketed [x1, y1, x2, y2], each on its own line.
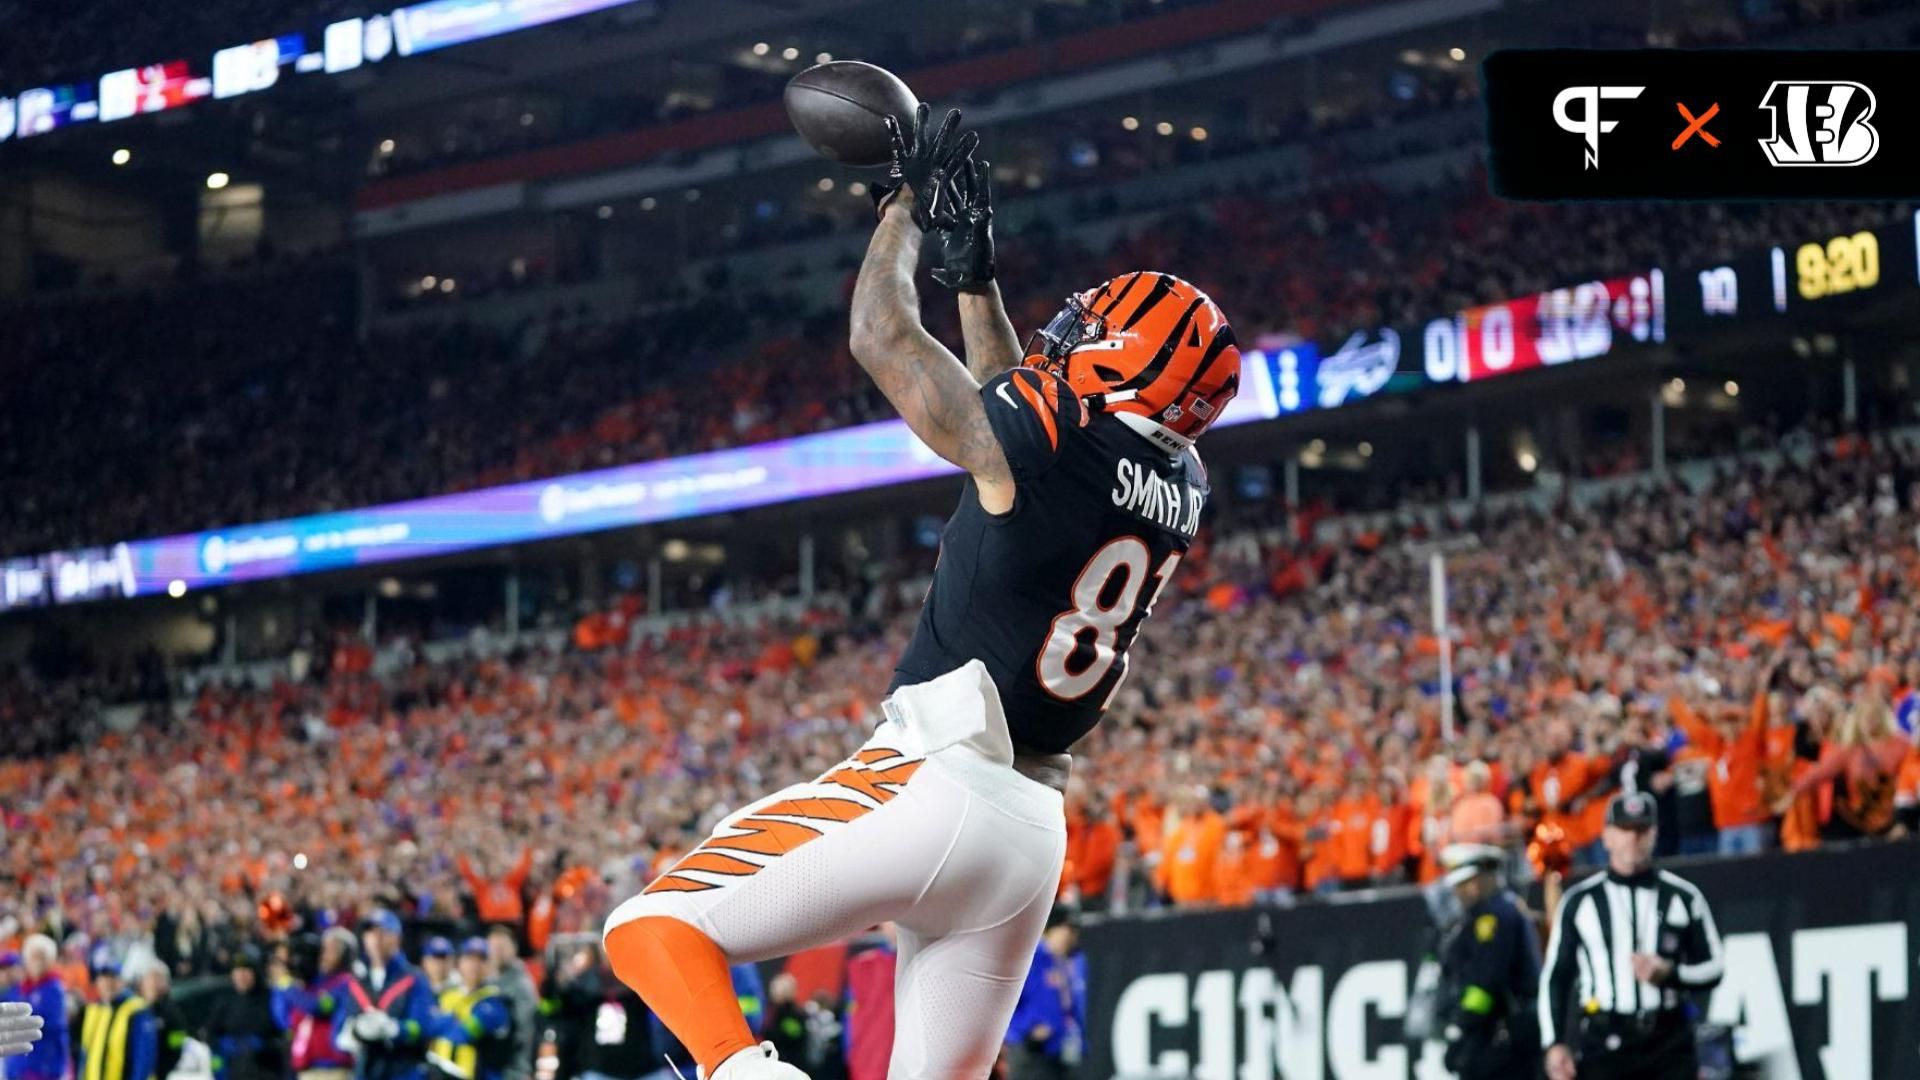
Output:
[1240, 212, 1920, 419]
[1666, 212, 1920, 332]
[1422, 271, 1665, 385]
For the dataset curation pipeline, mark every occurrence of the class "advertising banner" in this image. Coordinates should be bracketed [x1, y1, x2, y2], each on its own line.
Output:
[1084, 842, 1920, 1079]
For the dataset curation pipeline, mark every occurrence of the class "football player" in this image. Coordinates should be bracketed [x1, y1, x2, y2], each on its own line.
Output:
[603, 104, 1240, 1080]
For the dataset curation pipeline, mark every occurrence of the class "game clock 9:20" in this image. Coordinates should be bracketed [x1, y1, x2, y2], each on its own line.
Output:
[1796, 231, 1881, 302]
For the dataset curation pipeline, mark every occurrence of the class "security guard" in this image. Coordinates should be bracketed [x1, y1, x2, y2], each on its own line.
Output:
[1436, 844, 1541, 1078]
[336, 910, 438, 1080]
[425, 940, 512, 1080]
[1540, 792, 1724, 1080]
[76, 963, 157, 1080]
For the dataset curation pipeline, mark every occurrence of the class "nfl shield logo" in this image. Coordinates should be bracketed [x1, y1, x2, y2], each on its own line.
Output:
[1162, 404, 1183, 422]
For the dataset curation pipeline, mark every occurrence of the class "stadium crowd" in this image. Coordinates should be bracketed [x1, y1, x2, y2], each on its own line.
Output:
[0, 0, 1223, 134]
[0, 169, 1905, 558]
[4, 418, 1920, 1074]
[360, 0, 1910, 180]
[7, 4, 1920, 1080]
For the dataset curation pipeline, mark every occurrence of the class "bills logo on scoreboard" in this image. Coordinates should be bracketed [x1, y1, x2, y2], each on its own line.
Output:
[1757, 81, 1879, 167]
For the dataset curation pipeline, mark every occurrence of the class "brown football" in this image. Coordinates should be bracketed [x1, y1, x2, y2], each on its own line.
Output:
[784, 60, 919, 168]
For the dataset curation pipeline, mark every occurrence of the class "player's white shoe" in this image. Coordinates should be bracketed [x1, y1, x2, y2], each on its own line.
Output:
[698, 1042, 811, 1080]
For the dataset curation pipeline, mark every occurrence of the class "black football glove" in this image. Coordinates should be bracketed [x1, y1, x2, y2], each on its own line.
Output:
[871, 102, 978, 232]
[931, 156, 995, 291]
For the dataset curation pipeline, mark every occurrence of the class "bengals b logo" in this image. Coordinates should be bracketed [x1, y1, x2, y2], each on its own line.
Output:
[1758, 81, 1879, 166]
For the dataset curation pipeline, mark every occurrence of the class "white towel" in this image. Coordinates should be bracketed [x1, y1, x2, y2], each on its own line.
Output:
[880, 659, 1014, 766]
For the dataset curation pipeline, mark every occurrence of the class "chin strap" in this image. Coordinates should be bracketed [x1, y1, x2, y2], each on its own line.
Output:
[1082, 388, 1138, 411]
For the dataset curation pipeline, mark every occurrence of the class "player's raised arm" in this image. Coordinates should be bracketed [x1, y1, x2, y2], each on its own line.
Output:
[849, 107, 1012, 503]
[931, 157, 1023, 384]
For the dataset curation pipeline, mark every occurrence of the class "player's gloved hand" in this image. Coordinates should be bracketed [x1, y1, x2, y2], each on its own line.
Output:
[0, 1002, 44, 1057]
[930, 156, 995, 291]
[872, 102, 979, 231]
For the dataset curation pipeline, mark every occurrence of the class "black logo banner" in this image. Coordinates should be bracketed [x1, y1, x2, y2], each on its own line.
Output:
[1084, 842, 1920, 1078]
[1483, 50, 1920, 199]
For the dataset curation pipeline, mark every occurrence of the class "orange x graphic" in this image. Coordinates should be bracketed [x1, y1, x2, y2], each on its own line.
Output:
[1672, 102, 1721, 150]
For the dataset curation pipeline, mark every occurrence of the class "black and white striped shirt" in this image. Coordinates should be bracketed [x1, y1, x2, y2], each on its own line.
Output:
[1538, 868, 1724, 1047]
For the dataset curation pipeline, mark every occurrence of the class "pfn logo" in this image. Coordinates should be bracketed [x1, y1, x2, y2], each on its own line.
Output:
[1552, 85, 1644, 170]
[1758, 81, 1878, 166]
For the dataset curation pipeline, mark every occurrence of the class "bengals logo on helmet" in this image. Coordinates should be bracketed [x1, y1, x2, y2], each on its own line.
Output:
[1023, 272, 1240, 447]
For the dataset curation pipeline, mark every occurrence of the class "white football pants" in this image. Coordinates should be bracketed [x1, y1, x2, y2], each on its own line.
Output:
[604, 660, 1068, 1079]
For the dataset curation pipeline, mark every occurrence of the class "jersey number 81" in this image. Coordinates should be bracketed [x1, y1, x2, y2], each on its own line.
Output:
[1037, 537, 1181, 708]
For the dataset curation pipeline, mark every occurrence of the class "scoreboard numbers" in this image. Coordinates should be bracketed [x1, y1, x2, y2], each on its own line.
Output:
[1796, 231, 1880, 301]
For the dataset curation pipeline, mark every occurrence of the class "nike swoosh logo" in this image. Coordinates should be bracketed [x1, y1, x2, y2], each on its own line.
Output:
[996, 382, 1020, 410]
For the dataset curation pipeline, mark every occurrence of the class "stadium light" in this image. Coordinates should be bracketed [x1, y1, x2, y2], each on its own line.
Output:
[1122, 116, 1140, 131]
[206, 171, 231, 190]
[440, 278, 457, 293]
[1190, 126, 1208, 141]
[753, 42, 770, 55]
[293, 853, 308, 870]
[640, 196, 657, 210]
[379, 138, 396, 154]
[111, 148, 131, 166]
[421, 275, 437, 290]
[1725, 380, 1740, 397]
[1155, 121, 1174, 136]
[1359, 442, 1373, 457]
[597, 204, 614, 219]
[1450, 47, 1467, 61]
[848, 181, 868, 197]
[520, 112, 535, 126]
[816, 52, 833, 64]
[167, 580, 187, 598]
[1518, 451, 1539, 472]
[782, 46, 800, 61]
[817, 177, 834, 192]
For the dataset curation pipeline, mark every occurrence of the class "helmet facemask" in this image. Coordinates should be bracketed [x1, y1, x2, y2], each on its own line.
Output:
[1023, 296, 1109, 381]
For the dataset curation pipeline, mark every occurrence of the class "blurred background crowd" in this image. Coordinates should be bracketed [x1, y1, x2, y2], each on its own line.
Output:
[7, 421, 1920, 1077]
[6, 0, 1920, 1075]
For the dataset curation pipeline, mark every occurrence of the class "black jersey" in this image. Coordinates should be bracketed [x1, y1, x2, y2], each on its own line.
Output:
[889, 367, 1208, 754]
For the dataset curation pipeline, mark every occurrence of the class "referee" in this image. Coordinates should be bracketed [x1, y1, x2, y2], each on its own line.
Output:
[1539, 792, 1724, 1079]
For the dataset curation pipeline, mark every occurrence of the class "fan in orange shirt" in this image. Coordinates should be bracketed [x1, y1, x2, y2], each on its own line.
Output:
[1671, 690, 1771, 853]
[1212, 829, 1257, 908]
[1782, 697, 1911, 841]
[1526, 719, 1604, 857]
[1329, 777, 1378, 889]
[1448, 761, 1507, 846]
[1771, 688, 1828, 853]
[1062, 800, 1121, 909]
[1253, 796, 1305, 900]
[1894, 740, 1920, 837]
[1157, 786, 1228, 907]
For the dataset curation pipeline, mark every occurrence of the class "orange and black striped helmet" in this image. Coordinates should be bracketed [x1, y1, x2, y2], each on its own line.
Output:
[1023, 272, 1239, 448]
